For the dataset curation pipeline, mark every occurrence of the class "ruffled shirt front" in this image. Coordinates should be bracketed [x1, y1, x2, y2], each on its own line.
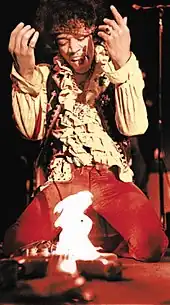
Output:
[10, 44, 148, 184]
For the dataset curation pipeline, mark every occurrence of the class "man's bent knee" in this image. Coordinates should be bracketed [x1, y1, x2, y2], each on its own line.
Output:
[129, 231, 169, 262]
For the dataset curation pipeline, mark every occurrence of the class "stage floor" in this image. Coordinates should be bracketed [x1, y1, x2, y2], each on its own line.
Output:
[89, 255, 170, 304]
[0, 253, 170, 305]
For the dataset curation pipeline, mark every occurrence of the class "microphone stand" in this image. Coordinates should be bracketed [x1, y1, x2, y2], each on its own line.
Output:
[132, 4, 170, 230]
[157, 7, 166, 229]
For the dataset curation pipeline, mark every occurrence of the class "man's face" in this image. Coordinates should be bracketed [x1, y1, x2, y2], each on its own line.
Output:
[56, 32, 95, 74]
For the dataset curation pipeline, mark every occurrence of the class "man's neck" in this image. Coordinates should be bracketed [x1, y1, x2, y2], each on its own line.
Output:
[74, 70, 91, 86]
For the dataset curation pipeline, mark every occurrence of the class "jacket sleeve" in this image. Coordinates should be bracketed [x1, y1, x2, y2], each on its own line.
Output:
[10, 64, 50, 140]
[104, 53, 148, 136]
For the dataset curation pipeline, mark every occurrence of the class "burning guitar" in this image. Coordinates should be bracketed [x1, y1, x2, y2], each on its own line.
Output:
[53, 191, 122, 280]
[53, 190, 101, 262]
[0, 191, 122, 301]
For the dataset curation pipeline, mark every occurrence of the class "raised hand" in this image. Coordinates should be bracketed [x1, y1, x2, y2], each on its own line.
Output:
[97, 5, 131, 69]
[8, 22, 39, 81]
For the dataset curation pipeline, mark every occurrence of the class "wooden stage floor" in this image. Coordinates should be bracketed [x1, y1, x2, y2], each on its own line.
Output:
[0, 253, 170, 305]
[89, 255, 170, 304]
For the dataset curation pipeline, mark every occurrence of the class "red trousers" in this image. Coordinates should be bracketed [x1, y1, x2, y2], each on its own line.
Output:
[3, 165, 168, 261]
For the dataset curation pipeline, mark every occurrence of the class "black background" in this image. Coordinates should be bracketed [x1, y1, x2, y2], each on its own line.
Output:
[1, 0, 170, 240]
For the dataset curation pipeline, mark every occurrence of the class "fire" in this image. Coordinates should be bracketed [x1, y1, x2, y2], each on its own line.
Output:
[53, 191, 101, 274]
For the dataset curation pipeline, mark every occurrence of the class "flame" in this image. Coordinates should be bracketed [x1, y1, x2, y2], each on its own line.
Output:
[58, 255, 77, 275]
[53, 191, 101, 274]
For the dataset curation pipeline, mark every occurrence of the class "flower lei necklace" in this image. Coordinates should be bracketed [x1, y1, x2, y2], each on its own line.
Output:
[51, 44, 116, 110]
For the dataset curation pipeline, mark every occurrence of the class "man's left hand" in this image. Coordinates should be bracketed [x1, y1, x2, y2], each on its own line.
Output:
[97, 5, 131, 69]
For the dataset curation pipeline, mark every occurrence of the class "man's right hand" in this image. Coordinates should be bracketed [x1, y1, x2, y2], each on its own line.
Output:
[8, 22, 39, 82]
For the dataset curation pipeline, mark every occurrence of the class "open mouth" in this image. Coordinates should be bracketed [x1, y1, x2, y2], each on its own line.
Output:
[71, 55, 88, 64]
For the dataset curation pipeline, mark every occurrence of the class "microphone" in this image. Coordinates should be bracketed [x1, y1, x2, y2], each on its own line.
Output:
[132, 4, 153, 10]
[132, 4, 170, 10]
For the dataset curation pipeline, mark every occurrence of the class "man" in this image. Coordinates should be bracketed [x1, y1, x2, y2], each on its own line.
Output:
[3, 0, 168, 261]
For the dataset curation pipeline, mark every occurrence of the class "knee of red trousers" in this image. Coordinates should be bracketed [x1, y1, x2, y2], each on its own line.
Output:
[128, 229, 169, 262]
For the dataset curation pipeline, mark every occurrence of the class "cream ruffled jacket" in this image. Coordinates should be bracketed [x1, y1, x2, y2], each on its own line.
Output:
[10, 45, 148, 183]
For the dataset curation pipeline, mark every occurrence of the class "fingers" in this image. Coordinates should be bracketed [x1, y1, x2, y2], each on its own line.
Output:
[98, 20, 124, 43]
[8, 22, 39, 55]
[28, 31, 39, 49]
[124, 16, 128, 25]
[102, 5, 128, 30]
[20, 27, 36, 49]
[98, 5, 128, 42]
[15, 25, 32, 52]
[103, 16, 128, 31]
[98, 21, 120, 34]
[110, 5, 124, 26]
[8, 22, 24, 53]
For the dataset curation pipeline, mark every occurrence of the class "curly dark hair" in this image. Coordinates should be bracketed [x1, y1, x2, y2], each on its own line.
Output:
[34, 0, 106, 33]
[33, 0, 107, 63]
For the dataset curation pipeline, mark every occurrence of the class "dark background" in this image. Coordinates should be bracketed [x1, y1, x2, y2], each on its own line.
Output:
[1, 0, 170, 241]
